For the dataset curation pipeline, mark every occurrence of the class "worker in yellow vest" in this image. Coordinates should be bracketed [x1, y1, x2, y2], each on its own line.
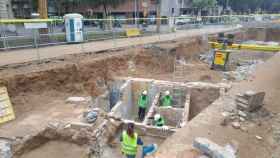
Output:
[160, 91, 173, 107]
[120, 122, 143, 158]
[138, 90, 149, 121]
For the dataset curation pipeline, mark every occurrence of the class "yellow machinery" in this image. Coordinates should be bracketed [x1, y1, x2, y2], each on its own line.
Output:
[209, 33, 280, 71]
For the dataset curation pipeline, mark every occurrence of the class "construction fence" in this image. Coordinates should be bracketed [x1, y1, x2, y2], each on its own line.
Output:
[0, 14, 279, 51]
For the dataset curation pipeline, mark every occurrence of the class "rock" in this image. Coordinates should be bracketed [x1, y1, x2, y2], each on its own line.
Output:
[193, 137, 236, 158]
[66, 97, 87, 104]
[238, 111, 247, 118]
[239, 117, 246, 122]
[0, 140, 12, 158]
[222, 112, 231, 117]
[256, 135, 263, 140]
[232, 122, 241, 129]
[85, 111, 98, 123]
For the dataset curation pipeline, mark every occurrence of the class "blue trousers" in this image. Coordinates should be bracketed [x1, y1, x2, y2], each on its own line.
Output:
[126, 155, 136, 158]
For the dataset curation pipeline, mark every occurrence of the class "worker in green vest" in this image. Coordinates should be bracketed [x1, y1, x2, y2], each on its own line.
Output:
[120, 122, 143, 158]
[138, 90, 149, 121]
[154, 114, 165, 127]
[160, 91, 173, 107]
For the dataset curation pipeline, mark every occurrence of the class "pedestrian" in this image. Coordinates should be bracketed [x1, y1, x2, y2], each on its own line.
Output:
[120, 122, 143, 158]
[138, 90, 149, 121]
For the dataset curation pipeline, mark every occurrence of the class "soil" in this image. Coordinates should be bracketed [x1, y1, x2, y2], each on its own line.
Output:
[0, 91, 88, 138]
[19, 141, 88, 158]
[152, 53, 280, 158]
[0, 26, 279, 158]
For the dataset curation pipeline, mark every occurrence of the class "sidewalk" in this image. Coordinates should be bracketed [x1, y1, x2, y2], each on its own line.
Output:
[0, 26, 240, 66]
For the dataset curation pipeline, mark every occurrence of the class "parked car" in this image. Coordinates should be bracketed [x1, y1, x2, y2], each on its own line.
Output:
[175, 15, 192, 25]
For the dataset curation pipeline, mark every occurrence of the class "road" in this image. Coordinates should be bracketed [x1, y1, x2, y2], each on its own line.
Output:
[0, 25, 240, 66]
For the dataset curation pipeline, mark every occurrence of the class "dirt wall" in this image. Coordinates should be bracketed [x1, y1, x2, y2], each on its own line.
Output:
[189, 87, 220, 120]
[0, 35, 207, 117]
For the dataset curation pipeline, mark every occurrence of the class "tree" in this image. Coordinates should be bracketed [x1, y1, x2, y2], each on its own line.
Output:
[83, 0, 124, 17]
[192, 0, 217, 9]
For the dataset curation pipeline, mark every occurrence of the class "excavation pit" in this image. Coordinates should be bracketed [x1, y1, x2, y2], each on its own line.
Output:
[94, 78, 227, 129]
[1, 27, 278, 158]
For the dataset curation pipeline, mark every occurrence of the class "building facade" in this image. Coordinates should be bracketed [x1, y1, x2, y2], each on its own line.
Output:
[160, 0, 181, 17]
[0, 0, 13, 19]
[11, 0, 32, 18]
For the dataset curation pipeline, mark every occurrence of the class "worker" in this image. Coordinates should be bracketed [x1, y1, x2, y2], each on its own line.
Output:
[160, 91, 173, 107]
[154, 114, 165, 127]
[138, 90, 149, 121]
[120, 122, 143, 158]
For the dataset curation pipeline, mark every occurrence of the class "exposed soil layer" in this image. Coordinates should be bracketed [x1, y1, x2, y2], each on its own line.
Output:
[189, 87, 220, 120]
[0, 36, 218, 138]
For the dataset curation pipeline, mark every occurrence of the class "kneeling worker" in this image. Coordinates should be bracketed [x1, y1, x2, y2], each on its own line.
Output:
[154, 114, 165, 127]
[138, 90, 149, 121]
[161, 91, 173, 107]
[120, 123, 143, 158]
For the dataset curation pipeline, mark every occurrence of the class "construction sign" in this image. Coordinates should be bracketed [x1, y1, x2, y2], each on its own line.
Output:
[126, 28, 141, 37]
[214, 51, 227, 66]
[0, 86, 15, 124]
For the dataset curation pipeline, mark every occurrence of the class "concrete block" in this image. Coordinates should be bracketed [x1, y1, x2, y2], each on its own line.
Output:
[193, 137, 236, 158]
[236, 91, 265, 112]
[0, 140, 12, 158]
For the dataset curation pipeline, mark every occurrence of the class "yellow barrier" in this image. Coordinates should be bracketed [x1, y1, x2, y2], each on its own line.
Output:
[1, 13, 280, 24]
[0, 19, 62, 24]
[209, 42, 280, 52]
[126, 28, 141, 37]
[0, 86, 15, 124]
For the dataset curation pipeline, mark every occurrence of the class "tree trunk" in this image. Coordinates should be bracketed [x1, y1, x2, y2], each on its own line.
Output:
[156, 0, 161, 33]
[103, 3, 109, 30]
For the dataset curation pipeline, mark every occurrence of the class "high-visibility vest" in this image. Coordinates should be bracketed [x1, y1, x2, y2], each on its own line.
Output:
[162, 95, 172, 107]
[138, 95, 148, 108]
[121, 131, 138, 156]
[155, 117, 165, 127]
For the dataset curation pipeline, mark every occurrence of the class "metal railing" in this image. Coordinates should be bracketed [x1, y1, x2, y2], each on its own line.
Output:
[0, 14, 279, 51]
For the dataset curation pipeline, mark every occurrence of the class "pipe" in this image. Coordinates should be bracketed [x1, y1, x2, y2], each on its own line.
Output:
[209, 42, 280, 52]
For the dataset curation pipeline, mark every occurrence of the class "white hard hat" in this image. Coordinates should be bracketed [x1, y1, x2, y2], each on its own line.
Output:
[165, 91, 170, 95]
[142, 90, 148, 95]
[154, 114, 161, 121]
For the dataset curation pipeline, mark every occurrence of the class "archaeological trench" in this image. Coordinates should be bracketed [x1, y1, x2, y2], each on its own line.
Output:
[0, 26, 279, 158]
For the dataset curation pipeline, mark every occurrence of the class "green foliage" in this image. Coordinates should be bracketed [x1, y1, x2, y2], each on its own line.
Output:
[217, 0, 280, 13]
[193, 0, 217, 9]
[83, 0, 124, 8]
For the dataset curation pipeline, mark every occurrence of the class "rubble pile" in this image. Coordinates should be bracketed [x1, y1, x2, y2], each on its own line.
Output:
[222, 60, 264, 81]
[199, 51, 264, 81]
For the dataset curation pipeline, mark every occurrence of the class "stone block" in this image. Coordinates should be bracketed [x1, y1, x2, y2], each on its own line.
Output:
[0, 140, 12, 158]
[193, 137, 236, 158]
[236, 91, 265, 112]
